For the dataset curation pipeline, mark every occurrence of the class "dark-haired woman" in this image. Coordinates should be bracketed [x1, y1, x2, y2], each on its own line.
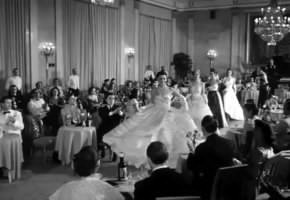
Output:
[206, 69, 228, 128]
[104, 71, 197, 168]
[8, 84, 23, 110]
[247, 120, 275, 165]
[242, 103, 260, 158]
[49, 146, 124, 200]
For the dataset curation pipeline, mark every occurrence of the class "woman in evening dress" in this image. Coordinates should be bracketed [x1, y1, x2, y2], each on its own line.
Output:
[206, 69, 228, 128]
[187, 69, 212, 132]
[103, 71, 197, 168]
[222, 68, 244, 121]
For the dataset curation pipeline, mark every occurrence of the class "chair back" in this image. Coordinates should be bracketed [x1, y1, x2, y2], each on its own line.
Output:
[211, 164, 256, 200]
[157, 197, 201, 200]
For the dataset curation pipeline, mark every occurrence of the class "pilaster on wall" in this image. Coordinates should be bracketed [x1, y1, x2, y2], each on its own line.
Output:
[188, 17, 195, 69]
[30, 0, 39, 88]
[230, 13, 246, 74]
[56, 0, 64, 81]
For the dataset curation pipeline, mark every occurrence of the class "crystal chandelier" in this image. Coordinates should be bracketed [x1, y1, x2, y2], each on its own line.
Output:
[254, 0, 290, 46]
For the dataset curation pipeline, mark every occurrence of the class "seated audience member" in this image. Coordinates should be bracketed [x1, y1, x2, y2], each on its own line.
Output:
[51, 78, 64, 97]
[27, 89, 48, 119]
[8, 84, 23, 110]
[247, 120, 275, 166]
[144, 65, 155, 82]
[274, 99, 290, 151]
[49, 146, 124, 200]
[0, 96, 24, 137]
[108, 78, 118, 94]
[125, 89, 140, 119]
[87, 86, 100, 113]
[67, 68, 80, 97]
[187, 115, 235, 200]
[98, 93, 124, 157]
[23, 89, 48, 159]
[60, 95, 81, 126]
[100, 79, 110, 97]
[34, 81, 47, 100]
[134, 141, 192, 200]
[123, 80, 133, 98]
[243, 103, 260, 158]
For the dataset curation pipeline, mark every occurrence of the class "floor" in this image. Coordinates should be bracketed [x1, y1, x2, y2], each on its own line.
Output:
[0, 120, 244, 200]
[0, 151, 119, 200]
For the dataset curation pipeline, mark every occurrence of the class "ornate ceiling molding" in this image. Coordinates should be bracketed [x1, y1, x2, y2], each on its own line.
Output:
[140, 0, 290, 11]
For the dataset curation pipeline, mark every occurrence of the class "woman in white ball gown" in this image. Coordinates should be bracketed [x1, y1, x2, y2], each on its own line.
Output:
[187, 69, 212, 132]
[222, 68, 244, 121]
[103, 71, 197, 168]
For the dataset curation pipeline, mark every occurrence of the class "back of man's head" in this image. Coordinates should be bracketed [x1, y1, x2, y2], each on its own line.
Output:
[201, 115, 218, 134]
[146, 141, 168, 165]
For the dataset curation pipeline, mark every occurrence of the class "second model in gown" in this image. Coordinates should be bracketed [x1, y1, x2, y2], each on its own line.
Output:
[187, 71, 212, 131]
[222, 70, 244, 121]
[103, 73, 197, 168]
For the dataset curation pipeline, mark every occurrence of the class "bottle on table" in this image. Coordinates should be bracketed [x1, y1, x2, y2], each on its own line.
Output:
[118, 152, 128, 181]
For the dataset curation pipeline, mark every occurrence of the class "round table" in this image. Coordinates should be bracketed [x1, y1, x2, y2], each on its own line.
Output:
[0, 134, 23, 183]
[55, 126, 97, 165]
[241, 89, 259, 105]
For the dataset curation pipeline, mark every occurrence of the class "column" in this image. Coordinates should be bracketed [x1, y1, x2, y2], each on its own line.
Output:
[134, 8, 139, 80]
[188, 17, 195, 68]
[30, 0, 39, 88]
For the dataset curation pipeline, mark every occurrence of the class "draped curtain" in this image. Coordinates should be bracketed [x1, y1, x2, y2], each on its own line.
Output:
[138, 15, 172, 79]
[0, 0, 30, 93]
[62, 0, 120, 89]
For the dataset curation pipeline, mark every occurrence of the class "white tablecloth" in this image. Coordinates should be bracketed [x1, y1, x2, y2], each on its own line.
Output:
[0, 134, 23, 181]
[241, 89, 259, 105]
[55, 126, 97, 165]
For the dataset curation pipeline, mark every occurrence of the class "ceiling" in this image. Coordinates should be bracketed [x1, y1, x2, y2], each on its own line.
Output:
[141, 0, 290, 11]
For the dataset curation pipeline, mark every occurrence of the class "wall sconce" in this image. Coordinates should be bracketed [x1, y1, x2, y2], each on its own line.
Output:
[125, 47, 135, 58]
[39, 42, 55, 86]
[207, 49, 217, 70]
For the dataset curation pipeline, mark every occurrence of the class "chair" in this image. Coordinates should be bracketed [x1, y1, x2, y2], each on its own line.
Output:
[33, 136, 56, 162]
[156, 196, 201, 200]
[211, 164, 256, 200]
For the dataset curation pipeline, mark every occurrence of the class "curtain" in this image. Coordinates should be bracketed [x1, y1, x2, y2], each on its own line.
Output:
[62, 0, 120, 89]
[0, 0, 30, 93]
[138, 15, 172, 79]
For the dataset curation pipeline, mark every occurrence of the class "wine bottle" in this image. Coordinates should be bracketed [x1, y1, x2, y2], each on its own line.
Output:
[118, 153, 128, 181]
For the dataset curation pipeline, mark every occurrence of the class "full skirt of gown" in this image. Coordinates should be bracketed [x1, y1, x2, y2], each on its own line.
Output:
[103, 103, 197, 168]
[187, 95, 212, 131]
[223, 88, 244, 121]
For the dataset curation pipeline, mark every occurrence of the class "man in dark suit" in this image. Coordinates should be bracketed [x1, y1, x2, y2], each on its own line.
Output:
[187, 115, 235, 200]
[134, 141, 192, 200]
[98, 93, 124, 158]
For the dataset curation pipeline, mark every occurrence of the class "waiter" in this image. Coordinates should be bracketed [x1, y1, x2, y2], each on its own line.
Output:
[0, 96, 24, 138]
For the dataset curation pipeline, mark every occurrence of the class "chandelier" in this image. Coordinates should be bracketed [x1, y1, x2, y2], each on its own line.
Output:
[254, 0, 290, 46]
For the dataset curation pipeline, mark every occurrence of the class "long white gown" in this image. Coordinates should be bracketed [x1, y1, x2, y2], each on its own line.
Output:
[103, 89, 197, 168]
[223, 77, 244, 121]
[187, 81, 213, 131]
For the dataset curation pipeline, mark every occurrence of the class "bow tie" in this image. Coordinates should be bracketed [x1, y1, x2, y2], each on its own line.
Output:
[3, 111, 10, 114]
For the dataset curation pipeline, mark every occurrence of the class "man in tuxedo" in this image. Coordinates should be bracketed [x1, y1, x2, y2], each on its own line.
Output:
[98, 93, 124, 157]
[187, 115, 235, 200]
[134, 141, 192, 200]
